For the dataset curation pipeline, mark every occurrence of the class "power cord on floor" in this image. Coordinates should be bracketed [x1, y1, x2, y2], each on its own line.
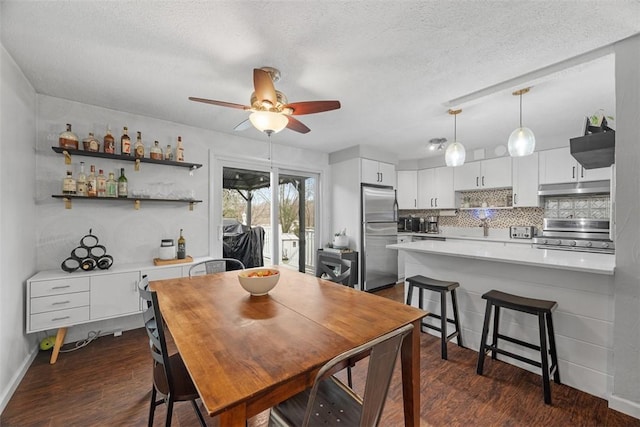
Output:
[59, 330, 101, 353]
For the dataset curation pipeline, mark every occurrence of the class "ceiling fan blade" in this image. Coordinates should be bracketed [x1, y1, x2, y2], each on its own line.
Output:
[286, 116, 311, 134]
[233, 118, 252, 131]
[253, 69, 277, 107]
[285, 100, 341, 115]
[188, 97, 249, 110]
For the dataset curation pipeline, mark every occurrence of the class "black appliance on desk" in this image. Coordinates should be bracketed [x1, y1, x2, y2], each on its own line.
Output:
[398, 216, 420, 232]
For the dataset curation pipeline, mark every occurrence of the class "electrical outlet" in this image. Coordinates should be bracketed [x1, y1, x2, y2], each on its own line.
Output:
[113, 330, 122, 337]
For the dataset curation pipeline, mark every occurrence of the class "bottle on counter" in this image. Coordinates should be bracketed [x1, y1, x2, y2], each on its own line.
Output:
[120, 126, 131, 156]
[87, 165, 97, 197]
[106, 171, 117, 198]
[164, 144, 173, 161]
[62, 170, 76, 195]
[103, 126, 115, 154]
[59, 124, 79, 150]
[76, 161, 87, 197]
[176, 136, 184, 162]
[82, 132, 100, 152]
[134, 131, 145, 158]
[96, 169, 107, 197]
[177, 228, 186, 259]
[150, 140, 163, 160]
[117, 168, 128, 198]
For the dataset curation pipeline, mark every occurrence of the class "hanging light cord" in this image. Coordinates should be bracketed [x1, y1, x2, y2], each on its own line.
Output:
[519, 92, 523, 128]
[453, 113, 457, 141]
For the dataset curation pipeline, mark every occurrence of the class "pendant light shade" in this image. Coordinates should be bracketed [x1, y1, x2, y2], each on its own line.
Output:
[445, 109, 466, 167]
[249, 111, 288, 134]
[508, 88, 535, 157]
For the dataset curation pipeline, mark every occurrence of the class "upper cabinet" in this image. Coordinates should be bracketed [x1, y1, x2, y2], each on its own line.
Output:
[539, 147, 611, 185]
[512, 152, 539, 207]
[361, 158, 396, 187]
[453, 157, 512, 191]
[396, 170, 417, 209]
[417, 166, 455, 209]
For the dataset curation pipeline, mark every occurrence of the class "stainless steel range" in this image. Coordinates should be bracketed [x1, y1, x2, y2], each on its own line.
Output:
[533, 218, 614, 254]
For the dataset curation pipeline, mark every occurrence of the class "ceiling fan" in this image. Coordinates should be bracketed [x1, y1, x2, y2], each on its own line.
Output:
[189, 67, 341, 135]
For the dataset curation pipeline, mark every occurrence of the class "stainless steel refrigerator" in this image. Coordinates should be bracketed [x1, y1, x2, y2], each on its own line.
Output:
[361, 185, 398, 291]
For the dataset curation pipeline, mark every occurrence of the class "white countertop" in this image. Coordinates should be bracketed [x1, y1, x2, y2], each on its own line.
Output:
[388, 239, 615, 275]
[399, 231, 532, 244]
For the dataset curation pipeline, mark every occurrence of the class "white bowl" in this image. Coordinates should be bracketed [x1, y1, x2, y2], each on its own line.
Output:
[237, 268, 280, 296]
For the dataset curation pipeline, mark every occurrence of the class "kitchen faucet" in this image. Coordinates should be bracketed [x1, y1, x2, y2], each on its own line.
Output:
[479, 217, 490, 237]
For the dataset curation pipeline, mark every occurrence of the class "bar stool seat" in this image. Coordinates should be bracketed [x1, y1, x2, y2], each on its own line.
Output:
[405, 275, 463, 360]
[476, 289, 561, 405]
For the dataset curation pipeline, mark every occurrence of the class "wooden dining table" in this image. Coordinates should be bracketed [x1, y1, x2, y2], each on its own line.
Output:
[150, 268, 426, 426]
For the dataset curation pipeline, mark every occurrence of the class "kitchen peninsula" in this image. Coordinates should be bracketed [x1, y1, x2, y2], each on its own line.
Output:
[388, 239, 615, 400]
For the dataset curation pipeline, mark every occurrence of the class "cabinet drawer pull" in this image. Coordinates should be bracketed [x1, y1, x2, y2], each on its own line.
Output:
[482, 176, 485, 186]
[52, 316, 70, 321]
[572, 166, 576, 179]
[476, 177, 479, 187]
[51, 285, 71, 290]
[52, 300, 71, 306]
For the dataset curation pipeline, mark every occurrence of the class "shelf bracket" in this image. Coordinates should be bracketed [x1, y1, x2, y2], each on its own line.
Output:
[134, 200, 141, 210]
[189, 165, 197, 176]
[189, 202, 195, 211]
[63, 150, 72, 165]
[64, 197, 72, 209]
[134, 159, 141, 172]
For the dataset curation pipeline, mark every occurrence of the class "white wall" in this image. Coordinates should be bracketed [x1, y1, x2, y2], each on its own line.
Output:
[611, 35, 640, 418]
[0, 44, 38, 412]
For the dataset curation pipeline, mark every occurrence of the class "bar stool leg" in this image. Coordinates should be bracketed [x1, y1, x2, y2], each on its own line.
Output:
[491, 306, 501, 360]
[418, 288, 425, 332]
[450, 289, 463, 348]
[538, 313, 552, 404]
[477, 302, 493, 375]
[405, 282, 414, 306]
[440, 290, 448, 360]
[546, 312, 561, 384]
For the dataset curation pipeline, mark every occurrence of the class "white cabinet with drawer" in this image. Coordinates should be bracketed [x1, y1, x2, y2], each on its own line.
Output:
[90, 271, 141, 320]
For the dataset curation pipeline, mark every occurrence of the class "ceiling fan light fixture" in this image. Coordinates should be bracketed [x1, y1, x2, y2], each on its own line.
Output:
[445, 109, 466, 167]
[508, 87, 535, 157]
[249, 111, 288, 134]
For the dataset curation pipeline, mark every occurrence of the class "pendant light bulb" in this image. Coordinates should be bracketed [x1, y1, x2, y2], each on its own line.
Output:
[508, 88, 535, 157]
[445, 109, 466, 167]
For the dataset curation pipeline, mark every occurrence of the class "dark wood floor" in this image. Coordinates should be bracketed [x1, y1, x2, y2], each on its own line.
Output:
[3, 283, 639, 427]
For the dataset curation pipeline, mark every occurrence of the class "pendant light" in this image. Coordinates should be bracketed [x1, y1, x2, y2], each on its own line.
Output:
[249, 111, 288, 134]
[445, 109, 466, 167]
[508, 87, 535, 157]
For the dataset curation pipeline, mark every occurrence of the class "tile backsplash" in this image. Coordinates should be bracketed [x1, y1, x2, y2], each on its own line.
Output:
[543, 195, 610, 219]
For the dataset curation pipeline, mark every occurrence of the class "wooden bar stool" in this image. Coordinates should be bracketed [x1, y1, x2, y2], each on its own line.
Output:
[476, 289, 561, 405]
[405, 275, 463, 360]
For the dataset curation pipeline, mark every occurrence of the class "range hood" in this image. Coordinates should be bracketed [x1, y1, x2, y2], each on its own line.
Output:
[570, 127, 615, 170]
[538, 180, 611, 196]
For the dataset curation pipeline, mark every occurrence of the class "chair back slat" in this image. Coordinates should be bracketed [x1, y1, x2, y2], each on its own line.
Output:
[189, 258, 245, 277]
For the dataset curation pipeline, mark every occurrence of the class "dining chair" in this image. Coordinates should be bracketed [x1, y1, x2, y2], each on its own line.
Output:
[268, 323, 413, 427]
[188, 257, 245, 277]
[315, 253, 356, 287]
[138, 275, 206, 427]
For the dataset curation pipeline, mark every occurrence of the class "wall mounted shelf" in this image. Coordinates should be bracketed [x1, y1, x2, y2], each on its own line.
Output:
[51, 146, 203, 170]
[52, 195, 202, 210]
[459, 206, 513, 211]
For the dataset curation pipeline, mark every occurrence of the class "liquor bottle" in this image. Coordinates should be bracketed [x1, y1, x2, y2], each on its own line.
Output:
[106, 171, 118, 198]
[103, 126, 115, 154]
[59, 123, 79, 150]
[176, 136, 184, 162]
[62, 170, 76, 195]
[82, 132, 100, 152]
[87, 165, 97, 197]
[121, 126, 131, 156]
[118, 168, 128, 198]
[96, 169, 107, 197]
[134, 131, 145, 158]
[177, 229, 186, 259]
[77, 161, 87, 197]
[150, 140, 163, 160]
[164, 144, 173, 161]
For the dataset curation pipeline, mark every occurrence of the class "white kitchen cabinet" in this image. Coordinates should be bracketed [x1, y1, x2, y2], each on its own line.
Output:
[90, 271, 141, 320]
[417, 166, 455, 209]
[397, 234, 412, 280]
[512, 152, 539, 207]
[453, 157, 512, 191]
[361, 158, 396, 187]
[539, 147, 612, 185]
[396, 170, 418, 209]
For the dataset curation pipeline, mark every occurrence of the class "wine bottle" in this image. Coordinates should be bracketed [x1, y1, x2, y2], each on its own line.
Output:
[121, 126, 131, 156]
[177, 229, 186, 259]
[150, 140, 163, 160]
[118, 168, 128, 198]
[83, 132, 100, 152]
[96, 169, 107, 197]
[103, 126, 115, 154]
[106, 171, 117, 198]
[62, 170, 76, 195]
[87, 165, 97, 197]
[59, 123, 78, 150]
[134, 131, 145, 158]
[77, 161, 87, 197]
[176, 136, 184, 162]
[164, 144, 173, 161]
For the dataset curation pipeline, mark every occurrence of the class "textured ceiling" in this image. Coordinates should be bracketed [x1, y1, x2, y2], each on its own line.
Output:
[2, 1, 639, 161]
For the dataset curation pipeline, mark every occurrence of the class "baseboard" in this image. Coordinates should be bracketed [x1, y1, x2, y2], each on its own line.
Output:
[0, 343, 38, 414]
[609, 394, 640, 420]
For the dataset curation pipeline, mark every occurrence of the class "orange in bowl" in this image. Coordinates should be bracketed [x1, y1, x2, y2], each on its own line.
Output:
[237, 268, 280, 296]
